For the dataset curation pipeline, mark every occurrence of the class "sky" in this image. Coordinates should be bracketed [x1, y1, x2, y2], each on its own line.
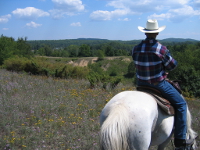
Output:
[0, 0, 200, 41]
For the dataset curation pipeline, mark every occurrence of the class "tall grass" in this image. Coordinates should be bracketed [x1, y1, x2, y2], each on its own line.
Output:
[0, 69, 133, 150]
[0, 69, 199, 150]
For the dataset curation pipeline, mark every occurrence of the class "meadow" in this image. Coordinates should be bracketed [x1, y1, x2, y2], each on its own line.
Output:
[0, 69, 199, 150]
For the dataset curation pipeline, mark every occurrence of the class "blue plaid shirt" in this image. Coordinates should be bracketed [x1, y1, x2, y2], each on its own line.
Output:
[132, 38, 177, 83]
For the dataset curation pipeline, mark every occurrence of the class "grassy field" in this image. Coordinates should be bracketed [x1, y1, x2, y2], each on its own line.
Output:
[0, 69, 199, 150]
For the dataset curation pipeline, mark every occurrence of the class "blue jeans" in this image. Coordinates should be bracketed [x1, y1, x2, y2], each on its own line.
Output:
[137, 79, 187, 139]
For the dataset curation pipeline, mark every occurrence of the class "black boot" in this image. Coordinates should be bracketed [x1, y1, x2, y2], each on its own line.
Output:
[174, 138, 194, 150]
[175, 147, 185, 150]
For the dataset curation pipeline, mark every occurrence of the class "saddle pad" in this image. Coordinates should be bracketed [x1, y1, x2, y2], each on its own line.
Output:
[137, 87, 175, 116]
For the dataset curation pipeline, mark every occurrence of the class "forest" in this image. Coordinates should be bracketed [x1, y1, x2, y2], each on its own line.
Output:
[1, 34, 200, 97]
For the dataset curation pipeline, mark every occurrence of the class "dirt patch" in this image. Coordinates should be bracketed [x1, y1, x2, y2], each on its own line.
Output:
[69, 57, 98, 67]
[68, 57, 131, 67]
[42, 56, 131, 67]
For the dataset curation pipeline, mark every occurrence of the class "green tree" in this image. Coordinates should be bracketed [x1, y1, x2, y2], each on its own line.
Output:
[0, 35, 15, 65]
[79, 44, 91, 57]
[36, 47, 45, 56]
[16, 37, 33, 57]
[45, 45, 52, 56]
[125, 61, 136, 78]
[66, 45, 79, 57]
[105, 45, 114, 56]
[97, 50, 105, 61]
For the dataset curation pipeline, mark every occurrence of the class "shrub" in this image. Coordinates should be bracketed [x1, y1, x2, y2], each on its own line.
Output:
[172, 66, 200, 97]
[4, 57, 89, 79]
[87, 71, 122, 89]
[3, 56, 29, 72]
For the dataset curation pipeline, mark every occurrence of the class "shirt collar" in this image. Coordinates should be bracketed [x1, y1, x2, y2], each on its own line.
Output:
[143, 38, 157, 44]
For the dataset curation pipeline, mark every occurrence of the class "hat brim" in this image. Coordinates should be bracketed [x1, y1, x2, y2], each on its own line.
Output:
[138, 26, 166, 33]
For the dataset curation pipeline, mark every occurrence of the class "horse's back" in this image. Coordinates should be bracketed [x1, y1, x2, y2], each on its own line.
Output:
[100, 90, 174, 150]
[100, 91, 158, 123]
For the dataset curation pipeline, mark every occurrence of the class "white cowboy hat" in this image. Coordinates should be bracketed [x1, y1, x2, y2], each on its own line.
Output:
[138, 19, 166, 33]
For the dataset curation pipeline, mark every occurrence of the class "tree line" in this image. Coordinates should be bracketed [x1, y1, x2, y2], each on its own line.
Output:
[31, 41, 132, 57]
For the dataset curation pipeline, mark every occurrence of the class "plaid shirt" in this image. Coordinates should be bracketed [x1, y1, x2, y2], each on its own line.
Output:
[132, 38, 177, 83]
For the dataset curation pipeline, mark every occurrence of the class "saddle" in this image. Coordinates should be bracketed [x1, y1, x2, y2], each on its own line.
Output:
[137, 86, 175, 116]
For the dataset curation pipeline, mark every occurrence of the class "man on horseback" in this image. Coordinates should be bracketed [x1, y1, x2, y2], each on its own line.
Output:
[132, 19, 194, 150]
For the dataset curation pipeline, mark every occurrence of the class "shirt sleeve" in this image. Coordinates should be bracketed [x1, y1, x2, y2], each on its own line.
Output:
[162, 50, 177, 71]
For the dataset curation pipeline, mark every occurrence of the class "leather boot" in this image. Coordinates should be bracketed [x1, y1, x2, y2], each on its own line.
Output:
[174, 138, 194, 150]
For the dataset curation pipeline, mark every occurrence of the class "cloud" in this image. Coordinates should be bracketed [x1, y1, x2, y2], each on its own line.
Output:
[90, 10, 112, 21]
[12, 7, 49, 19]
[107, 0, 191, 10]
[90, 0, 200, 21]
[90, 9, 130, 21]
[148, 13, 171, 20]
[0, 14, 11, 23]
[26, 21, 42, 28]
[194, 0, 200, 7]
[50, 0, 85, 19]
[148, 5, 200, 22]
[3, 28, 9, 30]
[70, 22, 81, 26]
[118, 18, 131, 21]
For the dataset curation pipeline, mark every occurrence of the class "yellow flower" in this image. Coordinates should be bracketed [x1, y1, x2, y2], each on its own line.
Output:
[22, 145, 26, 147]
[10, 138, 16, 143]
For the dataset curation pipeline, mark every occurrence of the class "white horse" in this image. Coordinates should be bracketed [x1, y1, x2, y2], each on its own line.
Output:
[100, 91, 197, 150]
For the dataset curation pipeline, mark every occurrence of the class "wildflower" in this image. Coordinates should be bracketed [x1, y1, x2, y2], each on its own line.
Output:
[22, 145, 26, 147]
[10, 131, 15, 136]
[10, 138, 16, 143]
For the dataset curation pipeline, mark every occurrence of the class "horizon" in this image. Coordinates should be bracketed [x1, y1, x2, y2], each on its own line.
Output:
[26, 37, 199, 42]
[1, 0, 200, 41]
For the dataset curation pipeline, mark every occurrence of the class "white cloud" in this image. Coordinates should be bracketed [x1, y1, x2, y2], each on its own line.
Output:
[90, 0, 200, 21]
[3, 28, 9, 30]
[50, 0, 85, 19]
[194, 0, 200, 7]
[148, 5, 200, 22]
[169, 5, 200, 16]
[148, 13, 171, 20]
[12, 7, 49, 19]
[26, 21, 42, 28]
[70, 22, 81, 26]
[118, 18, 131, 21]
[0, 14, 11, 23]
[90, 9, 130, 21]
[90, 10, 112, 21]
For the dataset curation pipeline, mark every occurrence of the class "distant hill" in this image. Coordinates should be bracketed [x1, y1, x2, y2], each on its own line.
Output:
[160, 38, 199, 43]
[76, 38, 109, 41]
[27, 38, 199, 49]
